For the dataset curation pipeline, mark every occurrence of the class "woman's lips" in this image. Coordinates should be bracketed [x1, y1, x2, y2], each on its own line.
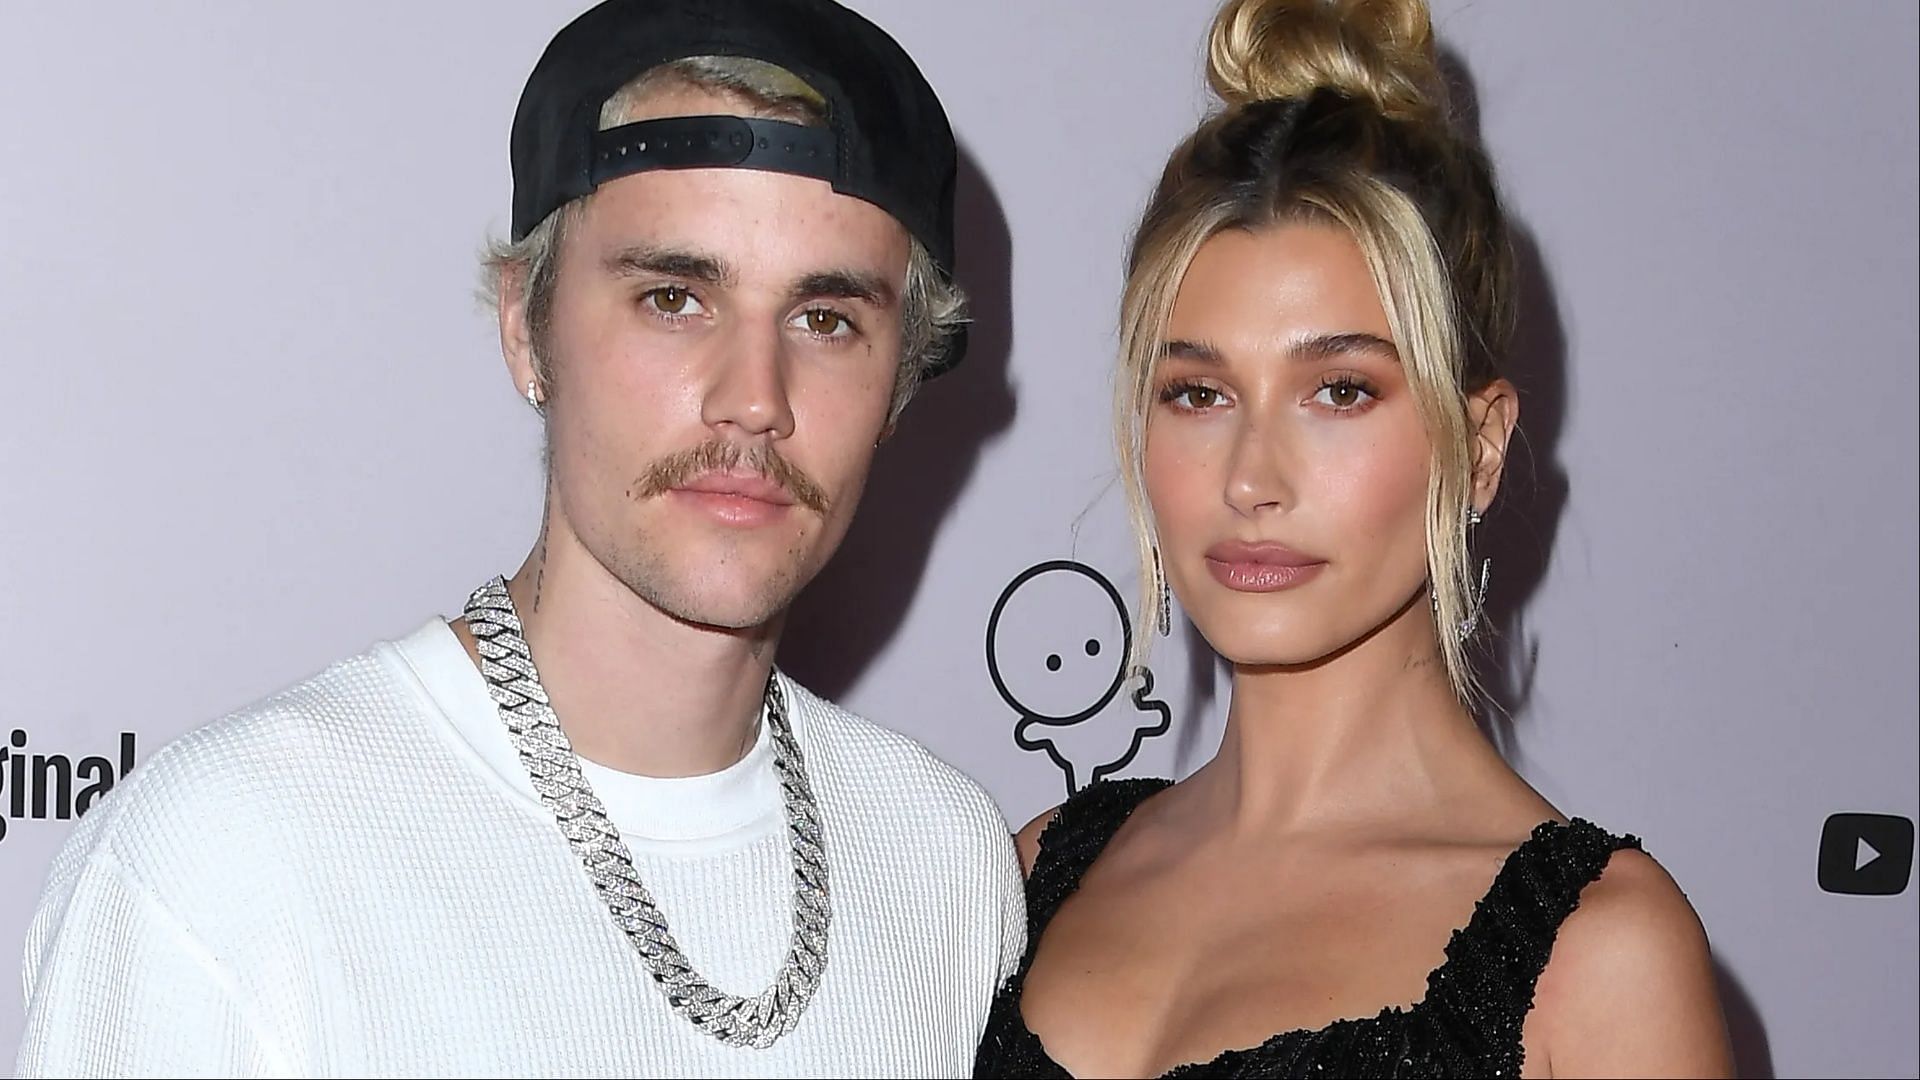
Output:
[1202, 541, 1328, 593]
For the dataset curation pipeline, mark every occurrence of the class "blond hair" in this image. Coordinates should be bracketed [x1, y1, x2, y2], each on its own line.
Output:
[482, 56, 966, 423]
[1120, 0, 1515, 702]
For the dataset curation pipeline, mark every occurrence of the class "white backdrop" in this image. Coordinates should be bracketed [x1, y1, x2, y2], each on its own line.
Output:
[2, 2, 1915, 1076]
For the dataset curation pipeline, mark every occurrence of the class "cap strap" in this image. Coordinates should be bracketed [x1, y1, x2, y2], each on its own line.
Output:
[590, 115, 837, 188]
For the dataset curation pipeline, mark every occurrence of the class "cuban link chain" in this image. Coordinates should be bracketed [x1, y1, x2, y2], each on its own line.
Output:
[463, 576, 830, 1048]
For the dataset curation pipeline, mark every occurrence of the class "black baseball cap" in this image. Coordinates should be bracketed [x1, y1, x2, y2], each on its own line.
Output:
[509, 0, 967, 372]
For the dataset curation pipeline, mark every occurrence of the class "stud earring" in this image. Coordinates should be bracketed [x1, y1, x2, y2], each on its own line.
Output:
[525, 378, 542, 409]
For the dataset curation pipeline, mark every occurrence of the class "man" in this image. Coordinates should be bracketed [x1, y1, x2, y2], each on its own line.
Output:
[16, 1, 1022, 1075]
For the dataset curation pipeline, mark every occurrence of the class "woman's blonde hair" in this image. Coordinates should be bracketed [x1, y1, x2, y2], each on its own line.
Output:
[1120, 0, 1515, 702]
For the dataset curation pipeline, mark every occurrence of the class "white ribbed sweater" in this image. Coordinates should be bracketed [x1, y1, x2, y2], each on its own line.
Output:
[15, 620, 1024, 1078]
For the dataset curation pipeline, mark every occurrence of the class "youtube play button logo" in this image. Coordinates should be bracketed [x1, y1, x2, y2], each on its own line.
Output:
[1818, 813, 1915, 896]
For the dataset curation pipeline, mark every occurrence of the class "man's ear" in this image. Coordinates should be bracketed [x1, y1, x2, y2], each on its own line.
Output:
[498, 261, 540, 400]
[1467, 378, 1520, 510]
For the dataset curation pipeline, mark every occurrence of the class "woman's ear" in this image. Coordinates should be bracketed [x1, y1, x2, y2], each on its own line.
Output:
[1467, 379, 1520, 510]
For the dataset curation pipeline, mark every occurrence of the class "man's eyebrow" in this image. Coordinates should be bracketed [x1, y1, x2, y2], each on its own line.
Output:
[603, 245, 735, 287]
[790, 269, 897, 309]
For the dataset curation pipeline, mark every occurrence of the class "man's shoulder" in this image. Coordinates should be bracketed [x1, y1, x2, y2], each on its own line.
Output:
[63, 641, 423, 872]
[780, 674, 1008, 840]
[145, 644, 408, 782]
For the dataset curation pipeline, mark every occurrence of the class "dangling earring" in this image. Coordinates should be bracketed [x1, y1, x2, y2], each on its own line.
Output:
[1153, 546, 1172, 637]
[1459, 507, 1492, 640]
[525, 378, 542, 410]
[1433, 506, 1493, 642]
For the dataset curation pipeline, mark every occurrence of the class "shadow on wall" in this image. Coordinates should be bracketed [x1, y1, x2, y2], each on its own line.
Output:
[1432, 47, 1568, 766]
[1717, 960, 1775, 1079]
[1473, 220, 1565, 763]
[780, 143, 1016, 700]
[1441, 48, 1776, 1080]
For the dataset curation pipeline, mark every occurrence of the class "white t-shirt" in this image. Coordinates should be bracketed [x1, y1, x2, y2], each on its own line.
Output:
[16, 619, 1025, 1078]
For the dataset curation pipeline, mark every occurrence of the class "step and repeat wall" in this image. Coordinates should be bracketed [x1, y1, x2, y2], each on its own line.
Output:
[2, 1, 1914, 1076]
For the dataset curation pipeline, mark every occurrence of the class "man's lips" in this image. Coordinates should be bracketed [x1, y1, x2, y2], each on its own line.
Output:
[666, 470, 798, 527]
[672, 471, 795, 506]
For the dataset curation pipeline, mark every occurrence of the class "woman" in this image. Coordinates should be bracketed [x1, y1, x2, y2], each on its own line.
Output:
[974, 0, 1734, 1076]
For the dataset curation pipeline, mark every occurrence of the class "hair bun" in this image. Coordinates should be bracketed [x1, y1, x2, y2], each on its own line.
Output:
[1206, 0, 1445, 123]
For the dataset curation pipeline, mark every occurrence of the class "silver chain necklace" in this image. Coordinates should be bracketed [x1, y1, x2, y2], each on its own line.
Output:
[463, 577, 830, 1048]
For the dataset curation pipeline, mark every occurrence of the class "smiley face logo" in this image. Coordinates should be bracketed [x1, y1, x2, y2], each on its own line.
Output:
[987, 560, 1171, 795]
[987, 561, 1129, 723]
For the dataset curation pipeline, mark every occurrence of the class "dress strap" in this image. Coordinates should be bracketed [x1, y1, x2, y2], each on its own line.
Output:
[1424, 817, 1644, 1076]
[1025, 777, 1173, 936]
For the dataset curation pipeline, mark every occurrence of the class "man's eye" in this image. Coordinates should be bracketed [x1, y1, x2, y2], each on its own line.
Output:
[644, 286, 702, 316]
[799, 308, 852, 338]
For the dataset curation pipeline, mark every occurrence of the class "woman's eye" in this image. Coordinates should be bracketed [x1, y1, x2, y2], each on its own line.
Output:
[644, 286, 703, 316]
[798, 308, 852, 338]
[1179, 386, 1223, 409]
[1312, 379, 1375, 410]
[1157, 382, 1227, 411]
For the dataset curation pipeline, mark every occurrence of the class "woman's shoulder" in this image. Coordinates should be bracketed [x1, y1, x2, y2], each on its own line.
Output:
[1013, 776, 1174, 875]
[1533, 831, 1712, 993]
[1519, 824, 1734, 1077]
[1462, 815, 1685, 972]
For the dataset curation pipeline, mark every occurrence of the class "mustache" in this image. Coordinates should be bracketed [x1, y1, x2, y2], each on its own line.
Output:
[632, 439, 831, 515]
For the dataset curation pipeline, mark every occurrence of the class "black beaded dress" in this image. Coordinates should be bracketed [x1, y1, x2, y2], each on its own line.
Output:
[974, 778, 1640, 1079]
